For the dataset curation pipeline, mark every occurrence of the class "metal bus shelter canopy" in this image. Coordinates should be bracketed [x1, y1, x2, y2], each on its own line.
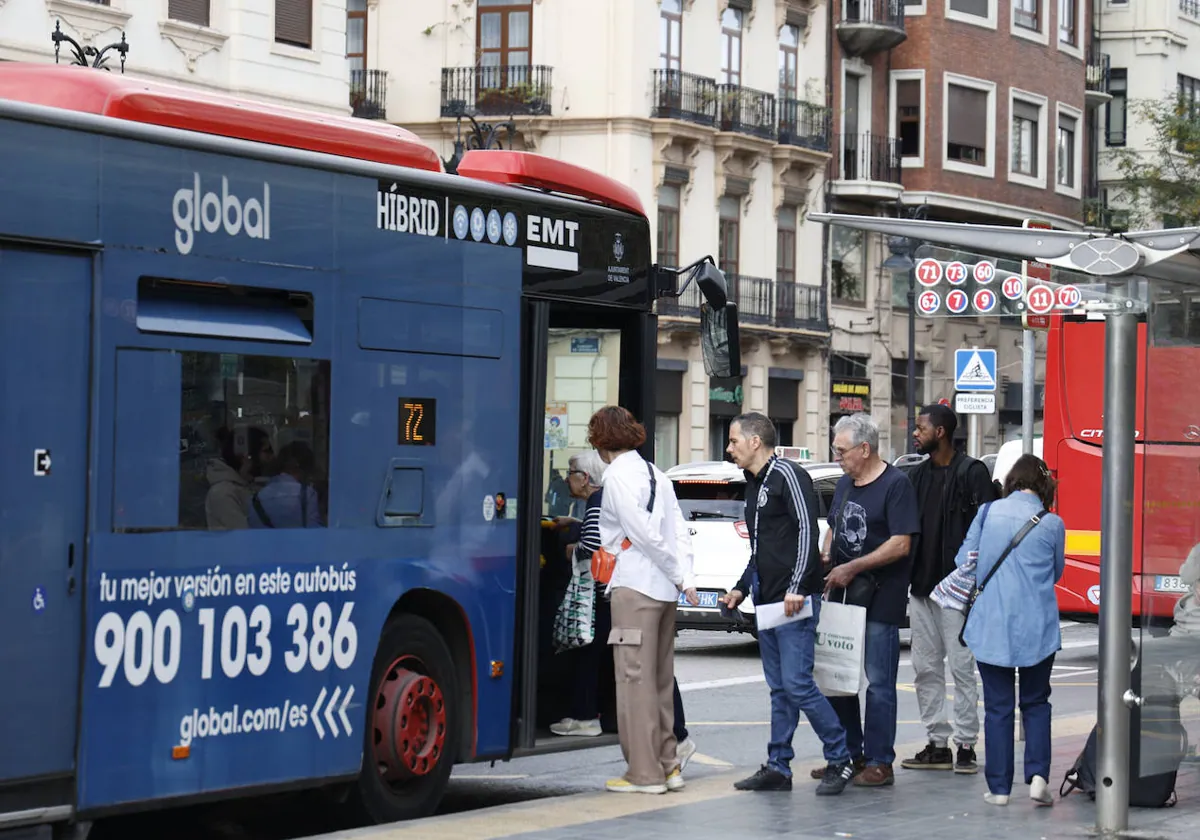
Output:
[811, 212, 1200, 838]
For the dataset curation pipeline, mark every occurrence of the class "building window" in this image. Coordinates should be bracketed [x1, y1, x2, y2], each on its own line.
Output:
[1058, 0, 1076, 46]
[1057, 112, 1077, 189]
[275, 0, 313, 48]
[661, 0, 682, 71]
[657, 185, 680, 270]
[1178, 73, 1200, 125]
[946, 82, 989, 166]
[1013, 0, 1038, 30]
[777, 206, 797, 287]
[179, 352, 331, 531]
[831, 225, 865, 303]
[891, 358, 927, 406]
[346, 0, 366, 73]
[1107, 68, 1127, 146]
[720, 7, 743, 86]
[949, 0, 989, 16]
[779, 24, 799, 100]
[169, 0, 210, 27]
[718, 196, 740, 279]
[655, 415, 680, 470]
[477, 0, 533, 75]
[1011, 99, 1040, 177]
[894, 77, 922, 160]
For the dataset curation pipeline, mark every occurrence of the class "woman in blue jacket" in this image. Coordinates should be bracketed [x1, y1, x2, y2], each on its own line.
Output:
[956, 454, 1065, 807]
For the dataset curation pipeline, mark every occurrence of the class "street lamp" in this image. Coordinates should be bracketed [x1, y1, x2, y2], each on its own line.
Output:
[52, 20, 129, 73]
[881, 203, 929, 453]
[442, 111, 517, 175]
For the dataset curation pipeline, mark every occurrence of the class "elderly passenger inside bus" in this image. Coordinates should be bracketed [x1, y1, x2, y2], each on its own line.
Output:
[248, 441, 324, 528]
[205, 426, 272, 530]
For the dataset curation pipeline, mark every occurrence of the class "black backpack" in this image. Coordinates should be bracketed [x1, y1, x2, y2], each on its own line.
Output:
[1060, 697, 1188, 808]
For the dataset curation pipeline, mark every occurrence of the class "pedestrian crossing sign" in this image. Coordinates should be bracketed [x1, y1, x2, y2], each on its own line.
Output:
[954, 348, 997, 392]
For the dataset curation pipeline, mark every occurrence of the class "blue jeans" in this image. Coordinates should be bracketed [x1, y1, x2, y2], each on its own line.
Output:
[827, 621, 901, 766]
[758, 598, 851, 777]
[976, 654, 1055, 796]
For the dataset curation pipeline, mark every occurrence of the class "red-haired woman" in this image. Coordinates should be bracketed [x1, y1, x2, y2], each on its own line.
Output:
[587, 405, 698, 794]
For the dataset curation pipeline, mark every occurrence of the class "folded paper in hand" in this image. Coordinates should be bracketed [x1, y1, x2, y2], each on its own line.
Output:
[754, 599, 813, 631]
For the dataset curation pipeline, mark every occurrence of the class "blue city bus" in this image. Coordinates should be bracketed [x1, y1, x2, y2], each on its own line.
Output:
[0, 64, 738, 836]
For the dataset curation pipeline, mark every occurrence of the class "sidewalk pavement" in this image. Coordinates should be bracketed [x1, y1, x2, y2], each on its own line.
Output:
[315, 712, 1199, 840]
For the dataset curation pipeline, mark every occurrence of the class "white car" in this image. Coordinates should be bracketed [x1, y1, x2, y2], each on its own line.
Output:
[667, 459, 842, 636]
[668, 458, 920, 636]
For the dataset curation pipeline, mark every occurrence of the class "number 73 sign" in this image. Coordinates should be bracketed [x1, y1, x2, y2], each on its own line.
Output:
[909, 247, 1111, 319]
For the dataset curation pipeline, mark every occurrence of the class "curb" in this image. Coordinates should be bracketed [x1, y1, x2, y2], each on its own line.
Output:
[307, 711, 1104, 840]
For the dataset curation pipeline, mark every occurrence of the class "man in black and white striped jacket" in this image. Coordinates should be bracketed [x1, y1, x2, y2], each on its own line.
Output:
[720, 412, 854, 797]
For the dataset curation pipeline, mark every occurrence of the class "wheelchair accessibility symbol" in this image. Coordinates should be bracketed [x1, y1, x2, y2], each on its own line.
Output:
[32, 586, 46, 613]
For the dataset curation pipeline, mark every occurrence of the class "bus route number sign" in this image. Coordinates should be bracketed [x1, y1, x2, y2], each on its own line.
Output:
[398, 397, 437, 446]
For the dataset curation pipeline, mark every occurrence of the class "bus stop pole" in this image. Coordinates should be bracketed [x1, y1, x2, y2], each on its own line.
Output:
[1095, 302, 1138, 836]
[1016, 329, 1037, 744]
[1021, 330, 1036, 455]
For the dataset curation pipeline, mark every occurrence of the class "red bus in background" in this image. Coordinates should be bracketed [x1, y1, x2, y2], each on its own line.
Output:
[1044, 313, 1200, 622]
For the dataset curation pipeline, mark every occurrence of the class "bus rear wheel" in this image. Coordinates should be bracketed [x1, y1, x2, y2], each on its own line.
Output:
[349, 614, 460, 825]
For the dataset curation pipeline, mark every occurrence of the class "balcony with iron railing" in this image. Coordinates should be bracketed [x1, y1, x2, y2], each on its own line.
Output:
[440, 65, 553, 117]
[350, 69, 388, 120]
[778, 99, 831, 151]
[829, 133, 903, 200]
[837, 0, 906, 57]
[716, 84, 777, 140]
[650, 69, 718, 126]
[658, 275, 828, 333]
[1086, 52, 1112, 108]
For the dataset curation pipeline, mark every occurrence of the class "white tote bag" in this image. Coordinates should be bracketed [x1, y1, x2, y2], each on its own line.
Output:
[813, 598, 868, 697]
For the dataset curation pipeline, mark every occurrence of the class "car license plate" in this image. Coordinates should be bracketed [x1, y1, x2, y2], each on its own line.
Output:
[1154, 575, 1189, 594]
[679, 590, 721, 609]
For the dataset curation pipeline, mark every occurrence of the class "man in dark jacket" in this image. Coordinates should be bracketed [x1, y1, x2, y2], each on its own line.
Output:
[720, 412, 855, 796]
[901, 404, 998, 775]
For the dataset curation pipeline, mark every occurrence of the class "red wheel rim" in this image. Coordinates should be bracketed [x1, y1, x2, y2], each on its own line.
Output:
[373, 656, 447, 782]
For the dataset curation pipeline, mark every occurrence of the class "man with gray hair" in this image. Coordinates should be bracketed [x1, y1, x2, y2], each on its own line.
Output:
[810, 413, 920, 789]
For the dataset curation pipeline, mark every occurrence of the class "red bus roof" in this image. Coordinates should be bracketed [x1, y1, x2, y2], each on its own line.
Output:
[457, 150, 646, 218]
[0, 63, 444, 173]
[0, 64, 648, 219]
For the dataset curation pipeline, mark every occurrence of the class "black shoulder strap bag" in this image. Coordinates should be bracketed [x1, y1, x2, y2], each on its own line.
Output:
[958, 507, 1049, 646]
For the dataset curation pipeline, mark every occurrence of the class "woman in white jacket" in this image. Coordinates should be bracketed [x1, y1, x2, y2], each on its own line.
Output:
[587, 405, 697, 795]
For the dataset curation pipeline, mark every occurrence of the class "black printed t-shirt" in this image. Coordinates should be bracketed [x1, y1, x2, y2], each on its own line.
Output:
[827, 464, 921, 625]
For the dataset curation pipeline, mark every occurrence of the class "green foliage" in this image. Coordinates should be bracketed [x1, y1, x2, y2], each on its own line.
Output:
[1107, 94, 1200, 228]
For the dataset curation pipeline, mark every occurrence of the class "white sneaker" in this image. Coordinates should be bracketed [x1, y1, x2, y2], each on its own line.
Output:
[606, 777, 667, 794]
[984, 792, 1010, 806]
[1030, 775, 1054, 806]
[676, 737, 697, 771]
[666, 768, 685, 791]
[550, 717, 602, 737]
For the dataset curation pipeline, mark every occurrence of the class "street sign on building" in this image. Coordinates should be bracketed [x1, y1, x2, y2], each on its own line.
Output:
[954, 348, 997, 392]
[955, 392, 996, 415]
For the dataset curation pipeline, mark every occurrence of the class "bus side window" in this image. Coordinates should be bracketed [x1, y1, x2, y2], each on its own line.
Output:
[176, 352, 332, 531]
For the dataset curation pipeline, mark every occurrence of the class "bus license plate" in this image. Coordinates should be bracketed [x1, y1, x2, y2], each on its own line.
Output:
[1154, 575, 1188, 594]
[679, 590, 720, 609]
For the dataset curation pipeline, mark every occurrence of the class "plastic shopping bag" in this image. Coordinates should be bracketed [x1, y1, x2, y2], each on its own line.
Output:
[553, 560, 596, 652]
[813, 599, 867, 697]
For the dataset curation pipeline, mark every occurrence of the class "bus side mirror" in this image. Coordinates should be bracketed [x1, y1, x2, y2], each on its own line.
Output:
[701, 301, 741, 379]
[695, 261, 729, 309]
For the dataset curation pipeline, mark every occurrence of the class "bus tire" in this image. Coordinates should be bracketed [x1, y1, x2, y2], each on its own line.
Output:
[349, 613, 459, 825]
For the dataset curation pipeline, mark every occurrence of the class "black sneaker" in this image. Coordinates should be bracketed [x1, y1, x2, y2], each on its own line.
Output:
[900, 742, 954, 770]
[955, 744, 978, 774]
[811, 754, 865, 780]
[734, 765, 793, 791]
[816, 762, 856, 796]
